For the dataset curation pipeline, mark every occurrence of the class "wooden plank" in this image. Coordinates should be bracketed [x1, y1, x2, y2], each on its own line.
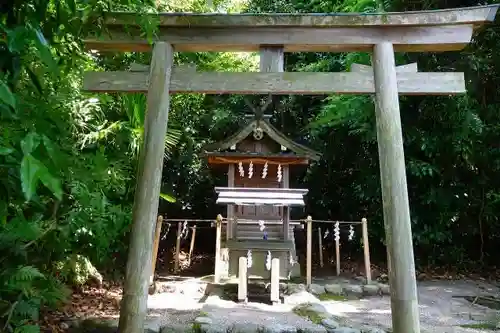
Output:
[270, 258, 280, 305]
[306, 216, 312, 286]
[174, 222, 182, 273]
[335, 236, 340, 276]
[129, 62, 196, 73]
[85, 25, 474, 52]
[215, 187, 309, 193]
[260, 46, 284, 73]
[207, 155, 310, 165]
[318, 227, 324, 268]
[188, 225, 197, 266]
[362, 218, 372, 284]
[150, 215, 163, 284]
[282, 206, 290, 241]
[238, 256, 248, 303]
[372, 42, 420, 333]
[101, 6, 497, 28]
[217, 197, 304, 205]
[258, 46, 291, 242]
[214, 214, 223, 283]
[118, 42, 173, 333]
[351, 62, 418, 74]
[227, 164, 235, 240]
[83, 70, 466, 95]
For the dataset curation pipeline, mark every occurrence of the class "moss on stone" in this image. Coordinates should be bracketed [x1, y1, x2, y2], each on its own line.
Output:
[292, 304, 326, 324]
[317, 293, 347, 301]
[459, 322, 498, 330]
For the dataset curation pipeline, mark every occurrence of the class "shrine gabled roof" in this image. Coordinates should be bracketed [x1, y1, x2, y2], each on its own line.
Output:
[201, 118, 321, 161]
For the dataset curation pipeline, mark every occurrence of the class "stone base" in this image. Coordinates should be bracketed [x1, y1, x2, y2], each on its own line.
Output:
[285, 279, 390, 299]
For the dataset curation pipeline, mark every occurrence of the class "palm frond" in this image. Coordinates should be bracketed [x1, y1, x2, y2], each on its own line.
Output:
[164, 127, 183, 157]
[80, 121, 125, 148]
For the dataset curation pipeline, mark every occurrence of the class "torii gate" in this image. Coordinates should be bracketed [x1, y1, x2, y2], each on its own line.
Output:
[83, 5, 498, 333]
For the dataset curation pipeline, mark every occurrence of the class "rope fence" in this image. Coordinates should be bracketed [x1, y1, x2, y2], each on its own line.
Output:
[150, 215, 371, 286]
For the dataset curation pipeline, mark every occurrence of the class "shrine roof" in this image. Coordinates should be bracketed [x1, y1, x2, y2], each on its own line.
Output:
[215, 187, 308, 206]
[102, 5, 497, 28]
[201, 118, 321, 162]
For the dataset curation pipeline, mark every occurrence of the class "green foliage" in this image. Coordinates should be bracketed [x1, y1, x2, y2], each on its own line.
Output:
[0, 216, 69, 332]
[20, 133, 63, 201]
[54, 254, 103, 287]
[2, 0, 500, 330]
[0, 0, 257, 330]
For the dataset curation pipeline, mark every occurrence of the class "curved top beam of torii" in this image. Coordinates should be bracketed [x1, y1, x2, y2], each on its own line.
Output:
[104, 5, 497, 27]
[84, 5, 499, 53]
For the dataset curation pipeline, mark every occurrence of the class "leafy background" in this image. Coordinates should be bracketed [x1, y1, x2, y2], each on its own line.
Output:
[1, 0, 500, 331]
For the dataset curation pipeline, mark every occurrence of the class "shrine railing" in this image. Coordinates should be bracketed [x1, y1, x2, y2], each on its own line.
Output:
[150, 215, 371, 286]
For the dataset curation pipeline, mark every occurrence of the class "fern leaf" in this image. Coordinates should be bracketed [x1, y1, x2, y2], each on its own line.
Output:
[10, 266, 45, 282]
[14, 324, 40, 333]
[8, 266, 45, 292]
[13, 300, 40, 321]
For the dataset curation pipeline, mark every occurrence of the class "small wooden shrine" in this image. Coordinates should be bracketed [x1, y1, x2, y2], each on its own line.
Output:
[202, 108, 320, 280]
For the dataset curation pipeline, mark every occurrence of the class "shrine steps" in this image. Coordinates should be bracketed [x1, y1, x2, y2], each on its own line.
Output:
[220, 220, 301, 280]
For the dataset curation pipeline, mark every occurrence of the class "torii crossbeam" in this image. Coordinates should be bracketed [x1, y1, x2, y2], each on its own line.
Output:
[82, 5, 499, 333]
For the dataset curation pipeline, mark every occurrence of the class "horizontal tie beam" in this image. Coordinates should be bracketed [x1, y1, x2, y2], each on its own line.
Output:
[83, 68, 466, 95]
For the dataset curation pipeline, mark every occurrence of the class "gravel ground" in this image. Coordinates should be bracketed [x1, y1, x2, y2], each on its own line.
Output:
[146, 278, 500, 332]
[317, 279, 500, 333]
[201, 297, 326, 331]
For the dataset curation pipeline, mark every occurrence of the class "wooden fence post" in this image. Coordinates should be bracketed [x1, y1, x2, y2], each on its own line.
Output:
[214, 214, 223, 283]
[306, 215, 312, 286]
[318, 227, 323, 268]
[270, 258, 280, 305]
[174, 221, 182, 273]
[150, 215, 163, 283]
[188, 225, 197, 266]
[118, 42, 173, 333]
[238, 256, 248, 303]
[362, 218, 372, 284]
[336, 231, 340, 276]
[318, 227, 324, 268]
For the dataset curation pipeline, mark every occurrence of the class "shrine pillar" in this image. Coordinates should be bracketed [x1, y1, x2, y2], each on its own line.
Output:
[372, 42, 420, 333]
[118, 42, 173, 333]
[258, 45, 290, 241]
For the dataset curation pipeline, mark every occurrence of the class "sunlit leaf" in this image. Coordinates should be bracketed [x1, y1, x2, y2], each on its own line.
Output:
[0, 80, 16, 109]
[37, 167, 63, 200]
[42, 135, 59, 165]
[20, 153, 62, 201]
[32, 28, 58, 74]
[21, 133, 40, 155]
[20, 155, 42, 201]
[160, 193, 176, 203]
[0, 147, 14, 155]
[67, 0, 76, 14]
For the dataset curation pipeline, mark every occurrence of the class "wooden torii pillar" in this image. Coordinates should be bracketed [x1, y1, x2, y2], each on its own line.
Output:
[82, 5, 498, 333]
